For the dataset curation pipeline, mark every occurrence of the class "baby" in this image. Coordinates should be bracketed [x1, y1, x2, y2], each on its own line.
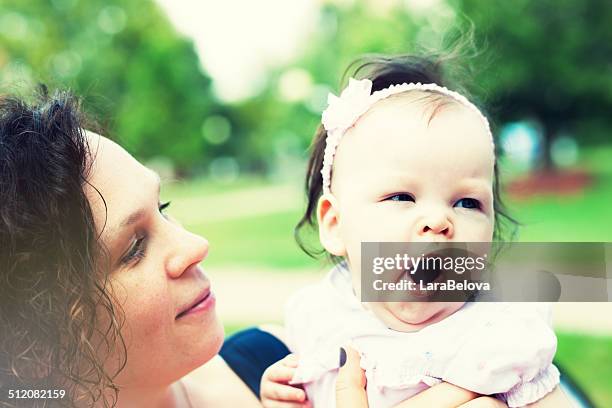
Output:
[264, 56, 559, 408]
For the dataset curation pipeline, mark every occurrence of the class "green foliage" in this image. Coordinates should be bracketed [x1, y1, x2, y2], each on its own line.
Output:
[454, 0, 612, 167]
[0, 0, 221, 172]
[2, 0, 610, 174]
[230, 2, 428, 172]
[234, 0, 612, 173]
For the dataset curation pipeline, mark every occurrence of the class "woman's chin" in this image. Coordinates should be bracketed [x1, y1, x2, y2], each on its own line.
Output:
[182, 318, 225, 375]
[201, 316, 225, 358]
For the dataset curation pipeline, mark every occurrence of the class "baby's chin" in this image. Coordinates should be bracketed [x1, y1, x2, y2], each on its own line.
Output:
[368, 301, 465, 332]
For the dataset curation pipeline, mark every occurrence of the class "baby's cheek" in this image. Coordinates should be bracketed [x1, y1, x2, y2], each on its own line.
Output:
[455, 214, 494, 241]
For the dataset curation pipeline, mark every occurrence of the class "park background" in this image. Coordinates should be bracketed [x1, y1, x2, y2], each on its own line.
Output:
[1, 0, 611, 406]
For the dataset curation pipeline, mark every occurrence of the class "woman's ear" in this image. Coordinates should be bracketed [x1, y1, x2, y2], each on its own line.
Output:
[317, 193, 346, 256]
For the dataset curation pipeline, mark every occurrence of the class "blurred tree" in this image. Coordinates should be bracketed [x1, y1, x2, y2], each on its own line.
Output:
[454, 0, 612, 170]
[0, 0, 224, 174]
[231, 0, 433, 174]
[4, 0, 607, 177]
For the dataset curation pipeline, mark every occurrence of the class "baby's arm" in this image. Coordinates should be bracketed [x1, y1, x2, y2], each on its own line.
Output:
[337, 347, 505, 408]
[338, 344, 571, 408]
[390, 383, 571, 408]
[391, 382, 481, 407]
[522, 386, 572, 408]
[335, 347, 478, 408]
[260, 354, 311, 408]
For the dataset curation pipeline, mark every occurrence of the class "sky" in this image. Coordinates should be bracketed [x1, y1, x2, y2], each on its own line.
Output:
[155, 0, 320, 102]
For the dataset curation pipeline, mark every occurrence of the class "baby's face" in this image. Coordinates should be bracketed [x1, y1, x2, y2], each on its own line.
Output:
[330, 94, 495, 332]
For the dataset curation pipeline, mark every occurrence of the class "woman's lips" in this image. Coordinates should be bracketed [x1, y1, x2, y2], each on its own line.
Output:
[176, 289, 215, 319]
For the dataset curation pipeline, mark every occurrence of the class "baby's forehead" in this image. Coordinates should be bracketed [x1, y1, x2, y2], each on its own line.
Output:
[369, 90, 468, 124]
[348, 90, 490, 144]
[332, 91, 494, 186]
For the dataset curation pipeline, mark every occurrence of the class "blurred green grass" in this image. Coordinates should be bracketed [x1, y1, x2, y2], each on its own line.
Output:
[504, 146, 612, 244]
[555, 332, 612, 408]
[161, 180, 313, 269]
[192, 210, 313, 269]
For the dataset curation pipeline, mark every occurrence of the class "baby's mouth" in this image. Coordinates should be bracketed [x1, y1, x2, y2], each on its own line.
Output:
[400, 247, 483, 301]
[404, 251, 445, 287]
[408, 257, 442, 285]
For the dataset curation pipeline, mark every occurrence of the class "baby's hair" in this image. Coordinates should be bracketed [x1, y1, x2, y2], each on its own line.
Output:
[295, 54, 519, 259]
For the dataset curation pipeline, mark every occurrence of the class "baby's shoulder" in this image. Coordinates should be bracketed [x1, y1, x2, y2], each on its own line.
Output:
[286, 276, 335, 315]
[444, 303, 557, 374]
[285, 275, 339, 342]
[441, 304, 559, 404]
[450, 303, 554, 348]
[473, 303, 553, 339]
[286, 266, 353, 318]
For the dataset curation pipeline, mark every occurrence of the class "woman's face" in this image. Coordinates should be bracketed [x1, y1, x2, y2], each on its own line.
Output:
[84, 133, 223, 387]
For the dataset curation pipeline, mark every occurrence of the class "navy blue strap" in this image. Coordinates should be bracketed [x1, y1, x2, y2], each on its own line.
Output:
[219, 327, 291, 398]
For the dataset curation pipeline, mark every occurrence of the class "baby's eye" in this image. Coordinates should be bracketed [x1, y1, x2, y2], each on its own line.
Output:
[386, 193, 415, 202]
[454, 198, 481, 210]
[159, 201, 171, 218]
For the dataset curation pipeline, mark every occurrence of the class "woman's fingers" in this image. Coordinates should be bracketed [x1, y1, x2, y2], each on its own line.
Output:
[337, 346, 366, 389]
[457, 396, 507, 407]
[336, 346, 368, 408]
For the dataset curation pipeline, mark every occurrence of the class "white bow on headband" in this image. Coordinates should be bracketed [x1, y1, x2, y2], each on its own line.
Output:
[320, 78, 494, 195]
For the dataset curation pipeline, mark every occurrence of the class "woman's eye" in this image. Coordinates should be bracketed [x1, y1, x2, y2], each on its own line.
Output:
[386, 193, 415, 202]
[454, 198, 481, 210]
[122, 236, 147, 265]
[120, 201, 171, 267]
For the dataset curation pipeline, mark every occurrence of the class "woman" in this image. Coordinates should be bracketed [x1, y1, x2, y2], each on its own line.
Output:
[0, 90, 571, 408]
[0, 90, 263, 407]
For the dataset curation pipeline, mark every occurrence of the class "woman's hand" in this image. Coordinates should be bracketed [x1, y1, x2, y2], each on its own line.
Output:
[336, 346, 368, 408]
[260, 354, 311, 408]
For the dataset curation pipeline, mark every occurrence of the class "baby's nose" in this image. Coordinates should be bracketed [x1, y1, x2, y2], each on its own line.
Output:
[416, 214, 454, 239]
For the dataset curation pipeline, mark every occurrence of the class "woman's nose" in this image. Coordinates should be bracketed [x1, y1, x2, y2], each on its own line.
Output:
[416, 213, 454, 239]
[165, 226, 210, 278]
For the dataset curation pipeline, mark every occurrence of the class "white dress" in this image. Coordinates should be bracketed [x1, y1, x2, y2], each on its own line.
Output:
[285, 263, 560, 408]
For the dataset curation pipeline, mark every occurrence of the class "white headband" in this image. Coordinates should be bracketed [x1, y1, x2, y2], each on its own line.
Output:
[320, 78, 494, 194]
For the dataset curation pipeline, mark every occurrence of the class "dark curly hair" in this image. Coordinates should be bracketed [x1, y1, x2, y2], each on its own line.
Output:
[0, 88, 126, 407]
[295, 54, 519, 259]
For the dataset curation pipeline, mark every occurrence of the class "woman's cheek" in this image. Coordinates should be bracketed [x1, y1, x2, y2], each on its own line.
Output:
[137, 304, 168, 338]
[119, 285, 171, 340]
